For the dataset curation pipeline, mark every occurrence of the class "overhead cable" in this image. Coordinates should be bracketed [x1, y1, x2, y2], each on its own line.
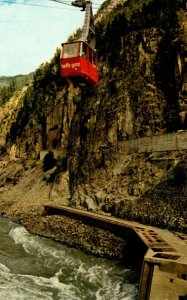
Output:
[0, 0, 75, 10]
[0, 0, 100, 9]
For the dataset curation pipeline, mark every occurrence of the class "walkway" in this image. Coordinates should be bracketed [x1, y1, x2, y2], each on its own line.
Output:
[44, 204, 187, 300]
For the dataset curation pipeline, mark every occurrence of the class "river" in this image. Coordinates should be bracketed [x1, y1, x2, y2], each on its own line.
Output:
[0, 216, 139, 300]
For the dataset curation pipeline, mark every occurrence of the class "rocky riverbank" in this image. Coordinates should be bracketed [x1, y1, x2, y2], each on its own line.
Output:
[0, 156, 126, 259]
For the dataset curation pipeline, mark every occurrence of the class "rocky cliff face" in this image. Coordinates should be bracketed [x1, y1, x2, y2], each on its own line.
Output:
[1, 0, 187, 232]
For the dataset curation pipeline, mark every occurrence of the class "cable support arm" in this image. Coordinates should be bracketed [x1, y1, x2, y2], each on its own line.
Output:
[71, 0, 96, 50]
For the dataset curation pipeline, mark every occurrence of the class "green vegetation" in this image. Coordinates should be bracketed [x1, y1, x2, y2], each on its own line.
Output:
[97, 0, 186, 25]
[7, 48, 66, 149]
[0, 78, 17, 106]
[0, 73, 33, 106]
[68, 28, 82, 42]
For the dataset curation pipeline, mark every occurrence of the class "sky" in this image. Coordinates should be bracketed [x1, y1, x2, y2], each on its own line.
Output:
[0, 0, 103, 76]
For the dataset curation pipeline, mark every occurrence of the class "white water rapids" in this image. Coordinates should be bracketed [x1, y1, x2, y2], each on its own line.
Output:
[0, 216, 139, 300]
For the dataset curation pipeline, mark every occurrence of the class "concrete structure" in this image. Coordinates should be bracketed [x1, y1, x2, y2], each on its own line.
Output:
[137, 228, 187, 300]
[40, 130, 187, 160]
[44, 204, 187, 300]
[118, 130, 187, 154]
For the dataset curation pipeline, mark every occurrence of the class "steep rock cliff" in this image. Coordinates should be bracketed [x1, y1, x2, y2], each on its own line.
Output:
[1, 0, 187, 231]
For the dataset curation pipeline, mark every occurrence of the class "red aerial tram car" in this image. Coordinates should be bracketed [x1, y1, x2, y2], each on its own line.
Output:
[60, 0, 99, 87]
[60, 41, 99, 87]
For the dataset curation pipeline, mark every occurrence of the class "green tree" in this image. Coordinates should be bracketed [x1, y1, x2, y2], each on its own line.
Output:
[0, 78, 17, 106]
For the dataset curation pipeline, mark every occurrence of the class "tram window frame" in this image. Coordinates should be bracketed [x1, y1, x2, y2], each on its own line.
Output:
[63, 43, 80, 58]
[81, 43, 88, 58]
[93, 52, 97, 66]
[89, 48, 93, 64]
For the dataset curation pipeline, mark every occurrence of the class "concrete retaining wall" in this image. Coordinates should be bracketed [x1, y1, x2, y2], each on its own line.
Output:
[118, 130, 187, 154]
[40, 130, 187, 159]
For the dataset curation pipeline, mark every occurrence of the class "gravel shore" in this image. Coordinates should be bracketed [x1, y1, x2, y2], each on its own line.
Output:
[0, 157, 126, 259]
